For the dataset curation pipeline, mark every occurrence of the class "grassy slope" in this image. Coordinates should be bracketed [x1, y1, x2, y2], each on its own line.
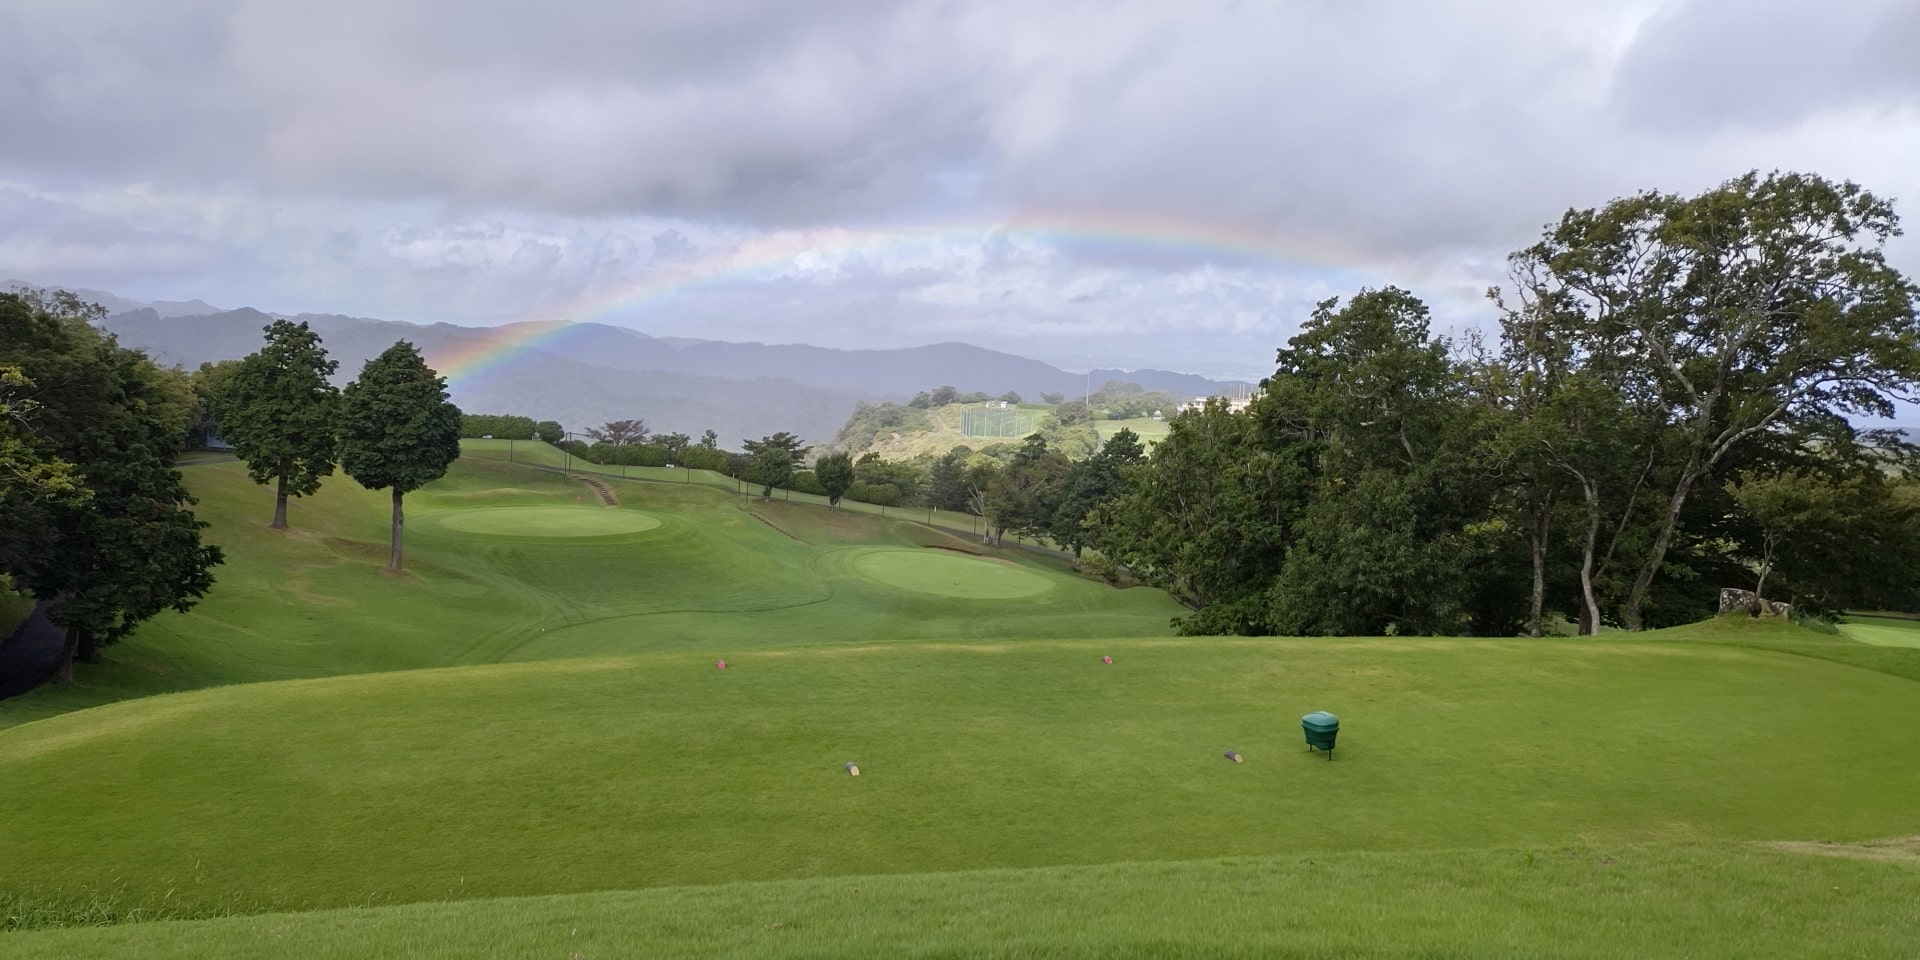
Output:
[1840, 611, 1920, 649]
[11, 844, 1919, 959]
[1096, 417, 1172, 445]
[0, 451, 1181, 728]
[3, 634, 1916, 918]
[5, 452, 1918, 956]
[837, 404, 1166, 460]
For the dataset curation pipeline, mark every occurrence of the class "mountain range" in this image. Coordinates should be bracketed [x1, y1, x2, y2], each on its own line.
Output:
[8, 282, 1248, 445]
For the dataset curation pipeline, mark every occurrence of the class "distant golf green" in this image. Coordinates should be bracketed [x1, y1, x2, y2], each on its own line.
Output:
[851, 549, 1054, 598]
[1840, 613, 1920, 649]
[432, 506, 661, 538]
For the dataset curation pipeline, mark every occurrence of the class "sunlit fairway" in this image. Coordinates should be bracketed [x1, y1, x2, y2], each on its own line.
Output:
[2, 445, 1918, 958]
[1095, 417, 1172, 445]
[1841, 612, 1920, 649]
[430, 505, 663, 538]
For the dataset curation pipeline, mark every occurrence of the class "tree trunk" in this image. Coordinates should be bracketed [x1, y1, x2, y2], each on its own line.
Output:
[1525, 484, 1553, 638]
[1621, 451, 1705, 631]
[55, 627, 79, 684]
[271, 475, 290, 529]
[388, 488, 404, 571]
[1527, 535, 1546, 638]
[1574, 478, 1604, 636]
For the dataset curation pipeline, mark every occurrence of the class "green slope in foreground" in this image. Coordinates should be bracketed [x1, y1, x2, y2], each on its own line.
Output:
[10, 843, 1918, 959]
[3, 634, 1916, 920]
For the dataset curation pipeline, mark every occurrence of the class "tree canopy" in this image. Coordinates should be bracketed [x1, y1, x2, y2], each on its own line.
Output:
[216, 319, 341, 529]
[0, 289, 223, 680]
[338, 341, 462, 571]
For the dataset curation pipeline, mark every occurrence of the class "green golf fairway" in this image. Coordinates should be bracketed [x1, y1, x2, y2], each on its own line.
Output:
[1840, 613, 1920, 649]
[6, 446, 1918, 958]
[430, 505, 662, 538]
[851, 548, 1055, 598]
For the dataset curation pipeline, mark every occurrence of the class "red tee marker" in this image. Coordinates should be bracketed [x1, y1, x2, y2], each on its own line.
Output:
[1101, 655, 1112, 665]
[715, 659, 726, 670]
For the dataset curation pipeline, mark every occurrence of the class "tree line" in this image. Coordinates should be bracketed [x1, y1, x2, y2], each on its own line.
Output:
[1, 295, 464, 682]
[1090, 172, 1920, 635]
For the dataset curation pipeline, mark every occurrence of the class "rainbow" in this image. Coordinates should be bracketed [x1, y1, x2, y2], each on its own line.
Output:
[428, 213, 1420, 390]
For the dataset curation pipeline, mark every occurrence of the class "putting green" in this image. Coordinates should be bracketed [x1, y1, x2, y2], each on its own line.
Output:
[433, 507, 661, 538]
[852, 549, 1054, 598]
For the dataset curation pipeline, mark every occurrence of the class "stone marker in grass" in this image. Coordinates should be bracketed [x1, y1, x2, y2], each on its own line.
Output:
[1224, 750, 1243, 763]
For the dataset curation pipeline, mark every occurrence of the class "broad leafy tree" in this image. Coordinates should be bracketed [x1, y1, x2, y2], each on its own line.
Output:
[535, 420, 564, 443]
[586, 419, 648, 446]
[1050, 428, 1145, 557]
[0, 289, 223, 682]
[657, 432, 692, 461]
[814, 451, 855, 506]
[986, 435, 1071, 544]
[1506, 171, 1920, 629]
[743, 432, 806, 497]
[338, 341, 463, 571]
[217, 319, 341, 529]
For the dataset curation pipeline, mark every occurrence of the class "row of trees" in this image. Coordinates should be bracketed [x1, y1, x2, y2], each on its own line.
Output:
[1088, 172, 1920, 635]
[908, 386, 1023, 409]
[458, 414, 563, 443]
[213, 320, 462, 570]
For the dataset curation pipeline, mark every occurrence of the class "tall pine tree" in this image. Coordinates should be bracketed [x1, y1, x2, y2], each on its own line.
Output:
[217, 319, 340, 529]
[338, 341, 462, 571]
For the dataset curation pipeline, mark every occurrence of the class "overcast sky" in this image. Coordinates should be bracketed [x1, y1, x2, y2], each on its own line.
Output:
[4, 0, 1918, 378]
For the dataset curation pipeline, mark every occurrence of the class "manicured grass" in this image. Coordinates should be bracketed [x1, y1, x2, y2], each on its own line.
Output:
[1096, 417, 1172, 445]
[3, 635, 1916, 919]
[430, 504, 663, 538]
[0, 454, 1182, 728]
[9, 843, 1919, 959]
[850, 548, 1055, 598]
[1840, 612, 1920, 649]
[4, 450, 1916, 957]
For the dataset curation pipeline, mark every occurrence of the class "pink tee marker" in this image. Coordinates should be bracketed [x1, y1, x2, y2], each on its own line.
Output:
[1101, 656, 1112, 665]
[715, 659, 727, 670]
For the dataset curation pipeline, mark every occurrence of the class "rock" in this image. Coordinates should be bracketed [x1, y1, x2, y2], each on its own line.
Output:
[1719, 588, 1792, 618]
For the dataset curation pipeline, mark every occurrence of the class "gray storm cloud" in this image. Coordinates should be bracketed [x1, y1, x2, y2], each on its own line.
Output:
[2, 0, 1917, 368]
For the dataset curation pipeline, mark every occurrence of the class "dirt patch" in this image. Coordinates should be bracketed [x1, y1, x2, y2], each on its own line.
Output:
[925, 544, 985, 557]
[570, 475, 620, 507]
[1770, 837, 1920, 865]
[744, 508, 806, 544]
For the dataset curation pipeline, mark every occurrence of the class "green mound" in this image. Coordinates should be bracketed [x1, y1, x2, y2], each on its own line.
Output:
[851, 549, 1054, 598]
[430, 506, 661, 538]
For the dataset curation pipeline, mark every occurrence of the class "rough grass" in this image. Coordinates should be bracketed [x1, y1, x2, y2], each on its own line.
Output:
[8, 843, 1919, 959]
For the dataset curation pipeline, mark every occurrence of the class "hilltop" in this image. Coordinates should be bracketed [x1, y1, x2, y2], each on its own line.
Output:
[9, 281, 1249, 444]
